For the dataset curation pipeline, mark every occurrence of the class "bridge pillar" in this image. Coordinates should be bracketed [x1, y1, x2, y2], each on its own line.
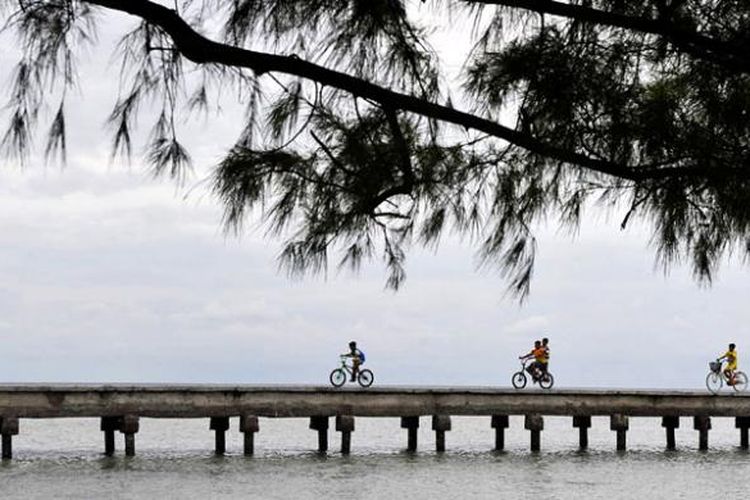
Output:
[401, 416, 420, 452]
[432, 415, 452, 452]
[572, 416, 591, 450]
[120, 415, 139, 457]
[210, 417, 230, 455]
[491, 415, 509, 451]
[1, 417, 19, 460]
[694, 416, 711, 451]
[239, 415, 259, 456]
[309, 416, 329, 453]
[524, 414, 544, 452]
[100, 416, 121, 456]
[336, 415, 355, 455]
[610, 414, 629, 451]
[735, 417, 750, 449]
[661, 416, 680, 450]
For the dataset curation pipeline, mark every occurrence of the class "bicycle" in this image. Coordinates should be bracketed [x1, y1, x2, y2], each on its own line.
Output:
[706, 360, 748, 394]
[512, 358, 554, 390]
[329, 355, 374, 388]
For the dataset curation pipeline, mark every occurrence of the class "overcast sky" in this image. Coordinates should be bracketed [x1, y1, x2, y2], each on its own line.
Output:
[0, 3, 747, 389]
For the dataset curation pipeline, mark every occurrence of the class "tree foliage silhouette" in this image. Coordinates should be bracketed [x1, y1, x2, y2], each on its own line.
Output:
[2, 0, 749, 296]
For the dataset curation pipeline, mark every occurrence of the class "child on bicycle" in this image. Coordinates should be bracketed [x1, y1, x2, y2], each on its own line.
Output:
[540, 337, 550, 374]
[520, 340, 546, 381]
[718, 343, 738, 385]
[343, 341, 365, 382]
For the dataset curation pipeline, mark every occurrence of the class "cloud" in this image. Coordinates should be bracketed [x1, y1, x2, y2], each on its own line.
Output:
[502, 315, 552, 338]
[0, 8, 748, 389]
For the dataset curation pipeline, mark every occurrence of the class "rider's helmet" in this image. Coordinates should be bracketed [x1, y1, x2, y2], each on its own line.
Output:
[349, 341, 357, 349]
[730, 343, 736, 350]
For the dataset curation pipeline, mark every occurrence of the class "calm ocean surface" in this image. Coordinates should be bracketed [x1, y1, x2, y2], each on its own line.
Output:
[1, 415, 749, 499]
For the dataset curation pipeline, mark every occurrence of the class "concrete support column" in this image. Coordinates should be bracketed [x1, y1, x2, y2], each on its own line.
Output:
[491, 415, 509, 451]
[309, 416, 329, 453]
[239, 415, 259, 456]
[401, 416, 420, 452]
[524, 414, 544, 452]
[572, 416, 592, 450]
[431, 415, 452, 453]
[735, 417, 750, 449]
[1, 417, 19, 460]
[120, 415, 139, 457]
[661, 416, 680, 450]
[610, 414, 629, 451]
[210, 417, 230, 455]
[100, 416, 121, 456]
[694, 416, 711, 451]
[336, 415, 355, 455]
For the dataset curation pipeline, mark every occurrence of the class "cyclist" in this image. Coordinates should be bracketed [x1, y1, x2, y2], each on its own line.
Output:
[520, 340, 546, 381]
[718, 343, 738, 385]
[343, 341, 365, 382]
[540, 337, 550, 374]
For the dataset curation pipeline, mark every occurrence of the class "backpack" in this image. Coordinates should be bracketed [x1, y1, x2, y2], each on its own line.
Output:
[358, 350, 366, 363]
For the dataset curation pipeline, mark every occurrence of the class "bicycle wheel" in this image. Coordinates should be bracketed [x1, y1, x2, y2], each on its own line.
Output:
[706, 371, 722, 394]
[329, 368, 347, 387]
[733, 372, 748, 393]
[357, 369, 374, 388]
[511, 371, 527, 389]
[539, 372, 554, 390]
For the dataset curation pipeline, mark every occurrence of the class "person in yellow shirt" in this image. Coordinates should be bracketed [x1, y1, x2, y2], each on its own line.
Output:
[540, 337, 550, 374]
[719, 343, 738, 384]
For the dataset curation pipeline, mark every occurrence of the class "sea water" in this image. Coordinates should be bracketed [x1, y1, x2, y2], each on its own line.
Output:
[0, 416, 748, 499]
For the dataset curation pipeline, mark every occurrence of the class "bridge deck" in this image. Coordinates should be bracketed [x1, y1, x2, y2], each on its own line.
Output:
[0, 384, 748, 418]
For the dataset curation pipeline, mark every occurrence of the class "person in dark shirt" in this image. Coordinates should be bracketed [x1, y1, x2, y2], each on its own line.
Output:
[343, 341, 364, 382]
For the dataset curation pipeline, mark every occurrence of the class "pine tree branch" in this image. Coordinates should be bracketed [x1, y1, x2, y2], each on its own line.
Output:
[384, 107, 416, 187]
[468, 0, 749, 72]
[84, 0, 651, 182]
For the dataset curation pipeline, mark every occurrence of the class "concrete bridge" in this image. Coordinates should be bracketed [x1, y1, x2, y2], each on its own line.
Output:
[1, 384, 749, 458]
